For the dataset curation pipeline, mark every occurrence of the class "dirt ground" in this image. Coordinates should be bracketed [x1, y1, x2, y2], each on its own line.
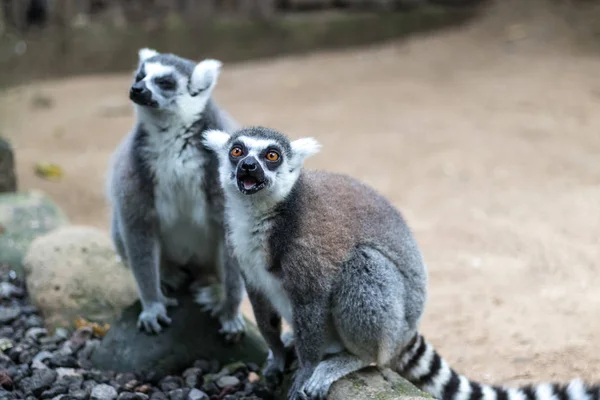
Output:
[1, 1, 599, 389]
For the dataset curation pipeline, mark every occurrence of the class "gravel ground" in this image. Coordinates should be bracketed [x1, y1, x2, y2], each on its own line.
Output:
[0, 263, 274, 400]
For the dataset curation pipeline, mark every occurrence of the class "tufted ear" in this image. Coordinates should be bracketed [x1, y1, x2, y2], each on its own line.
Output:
[291, 137, 321, 165]
[189, 59, 222, 96]
[138, 48, 158, 65]
[203, 129, 231, 153]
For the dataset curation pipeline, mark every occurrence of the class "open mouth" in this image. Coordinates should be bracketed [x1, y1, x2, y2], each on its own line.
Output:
[236, 173, 266, 195]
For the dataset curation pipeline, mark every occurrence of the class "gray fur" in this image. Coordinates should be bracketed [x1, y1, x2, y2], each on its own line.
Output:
[204, 126, 600, 400]
[106, 49, 245, 338]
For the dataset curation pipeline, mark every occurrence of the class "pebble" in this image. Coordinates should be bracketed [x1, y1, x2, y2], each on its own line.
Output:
[25, 327, 48, 341]
[216, 375, 240, 389]
[0, 307, 21, 324]
[167, 388, 190, 400]
[91, 383, 118, 400]
[186, 388, 208, 400]
[118, 393, 149, 400]
[18, 368, 58, 396]
[0, 282, 24, 298]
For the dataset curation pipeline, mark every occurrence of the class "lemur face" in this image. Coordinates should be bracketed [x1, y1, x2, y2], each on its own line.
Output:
[129, 48, 221, 116]
[203, 127, 321, 201]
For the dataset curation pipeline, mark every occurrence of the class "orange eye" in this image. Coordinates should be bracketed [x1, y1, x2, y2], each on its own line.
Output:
[230, 146, 243, 157]
[266, 151, 280, 162]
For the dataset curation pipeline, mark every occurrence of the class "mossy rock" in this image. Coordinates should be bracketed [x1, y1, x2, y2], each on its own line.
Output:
[0, 190, 68, 276]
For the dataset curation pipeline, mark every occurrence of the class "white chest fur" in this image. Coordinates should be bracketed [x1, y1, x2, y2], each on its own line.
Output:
[146, 130, 213, 263]
[226, 199, 294, 324]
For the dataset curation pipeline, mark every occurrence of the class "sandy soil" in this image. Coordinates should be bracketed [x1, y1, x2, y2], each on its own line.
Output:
[1, 2, 599, 388]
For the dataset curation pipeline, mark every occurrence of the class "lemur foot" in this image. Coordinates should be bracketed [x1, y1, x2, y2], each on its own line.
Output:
[263, 349, 286, 388]
[301, 370, 334, 400]
[137, 301, 173, 334]
[194, 284, 245, 342]
[288, 366, 316, 400]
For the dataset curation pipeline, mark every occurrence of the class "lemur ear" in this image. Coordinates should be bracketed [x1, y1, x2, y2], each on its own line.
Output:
[203, 129, 231, 153]
[189, 59, 222, 97]
[291, 137, 321, 165]
[138, 48, 158, 64]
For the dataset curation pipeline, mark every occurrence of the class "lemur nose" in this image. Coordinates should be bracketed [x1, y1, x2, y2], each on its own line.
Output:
[241, 158, 258, 171]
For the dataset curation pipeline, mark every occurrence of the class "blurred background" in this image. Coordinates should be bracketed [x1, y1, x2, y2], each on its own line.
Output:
[1, 0, 599, 389]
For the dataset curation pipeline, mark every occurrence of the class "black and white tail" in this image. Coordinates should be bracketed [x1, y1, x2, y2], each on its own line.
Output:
[395, 334, 600, 400]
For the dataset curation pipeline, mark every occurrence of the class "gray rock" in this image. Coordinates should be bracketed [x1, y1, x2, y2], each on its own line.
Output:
[118, 393, 149, 400]
[90, 383, 118, 400]
[0, 306, 20, 323]
[25, 327, 48, 341]
[23, 225, 138, 330]
[328, 367, 432, 400]
[168, 388, 190, 400]
[68, 388, 90, 400]
[215, 375, 240, 389]
[186, 388, 208, 400]
[0, 282, 24, 298]
[89, 291, 268, 381]
[0, 190, 68, 276]
[0, 136, 17, 193]
[19, 368, 58, 396]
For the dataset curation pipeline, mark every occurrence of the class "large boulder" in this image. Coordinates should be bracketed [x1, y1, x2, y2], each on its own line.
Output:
[0, 190, 68, 276]
[90, 291, 269, 381]
[22, 225, 138, 330]
[0, 137, 17, 193]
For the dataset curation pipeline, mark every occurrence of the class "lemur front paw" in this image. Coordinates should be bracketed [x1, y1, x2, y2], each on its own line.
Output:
[194, 285, 245, 342]
[302, 372, 333, 400]
[137, 301, 172, 334]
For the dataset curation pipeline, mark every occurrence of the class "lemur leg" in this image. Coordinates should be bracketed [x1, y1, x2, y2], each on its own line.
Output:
[110, 210, 127, 263]
[194, 239, 246, 342]
[246, 287, 287, 388]
[287, 294, 329, 400]
[299, 246, 417, 400]
[121, 219, 177, 334]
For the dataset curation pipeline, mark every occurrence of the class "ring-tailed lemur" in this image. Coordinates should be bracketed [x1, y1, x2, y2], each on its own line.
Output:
[105, 48, 246, 339]
[203, 126, 600, 400]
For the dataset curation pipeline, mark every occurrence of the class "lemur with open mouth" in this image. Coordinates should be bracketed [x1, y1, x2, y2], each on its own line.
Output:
[203, 125, 600, 400]
[106, 49, 245, 340]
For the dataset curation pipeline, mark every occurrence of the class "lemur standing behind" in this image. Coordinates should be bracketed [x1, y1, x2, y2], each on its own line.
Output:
[203, 126, 600, 400]
[106, 49, 245, 339]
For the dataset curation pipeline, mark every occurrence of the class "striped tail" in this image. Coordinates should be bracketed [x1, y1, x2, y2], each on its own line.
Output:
[394, 334, 600, 400]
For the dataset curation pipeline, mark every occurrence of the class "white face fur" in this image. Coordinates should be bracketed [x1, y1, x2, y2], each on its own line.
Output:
[130, 48, 222, 126]
[203, 129, 321, 207]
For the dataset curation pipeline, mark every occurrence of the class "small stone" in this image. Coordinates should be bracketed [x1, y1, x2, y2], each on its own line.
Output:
[68, 388, 90, 400]
[0, 369, 14, 389]
[247, 372, 259, 383]
[215, 376, 240, 389]
[57, 373, 84, 391]
[0, 337, 13, 351]
[115, 373, 137, 387]
[70, 327, 94, 350]
[123, 380, 139, 391]
[201, 382, 217, 395]
[134, 384, 151, 394]
[159, 376, 183, 392]
[223, 395, 237, 400]
[54, 328, 70, 340]
[0, 307, 20, 323]
[26, 327, 48, 341]
[168, 388, 189, 400]
[78, 339, 100, 361]
[18, 349, 36, 364]
[118, 393, 149, 400]
[18, 368, 57, 396]
[150, 393, 168, 400]
[24, 314, 44, 328]
[184, 374, 198, 389]
[20, 305, 38, 315]
[186, 388, 208, 400]
[91, 383, 118, 400]
[49, 353, 79, 368]
[40, 384, 68, 398]
[0, 282, 24, 298]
